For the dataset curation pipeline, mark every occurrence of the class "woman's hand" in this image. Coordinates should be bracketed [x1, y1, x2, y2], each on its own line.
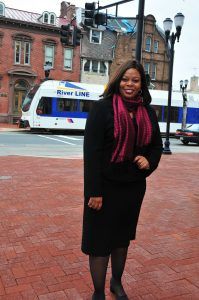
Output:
[134, 155, 150, 170]
[88, 197, 103, 210]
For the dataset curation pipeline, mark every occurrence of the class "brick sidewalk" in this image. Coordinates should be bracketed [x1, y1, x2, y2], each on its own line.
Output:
[0, 154, 198, 299]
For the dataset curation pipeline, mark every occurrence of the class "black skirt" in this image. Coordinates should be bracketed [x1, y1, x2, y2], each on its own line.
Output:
[81, 179, 146, 256]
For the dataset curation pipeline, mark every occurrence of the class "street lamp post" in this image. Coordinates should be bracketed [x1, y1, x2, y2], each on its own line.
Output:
[162, 13, 185, 154]
[180, 79, 188, 130]
[135, 0, 145, 62]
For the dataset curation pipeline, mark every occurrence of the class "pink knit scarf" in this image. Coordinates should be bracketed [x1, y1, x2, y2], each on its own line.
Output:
[111, 94, 152, 163]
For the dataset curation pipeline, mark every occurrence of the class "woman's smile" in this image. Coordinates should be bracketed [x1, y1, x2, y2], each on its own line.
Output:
[119, 68, 141, 100]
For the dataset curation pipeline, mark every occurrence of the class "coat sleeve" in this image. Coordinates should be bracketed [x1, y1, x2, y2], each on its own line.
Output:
[144, 108, 163, 176]
[84, 101, 106, 198]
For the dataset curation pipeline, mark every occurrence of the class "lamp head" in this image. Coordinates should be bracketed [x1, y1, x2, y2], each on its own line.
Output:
[184, 79, 188, 88]
[163, 18, 173, 43]
[174, 13, 185, 41]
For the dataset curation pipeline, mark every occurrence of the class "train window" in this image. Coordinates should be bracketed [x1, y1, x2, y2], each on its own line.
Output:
[79, 100, 93, 112]
[164, 106, 179, 123]
[22, 84, 40, 112]
[57, 99, 78, 112]
[36, 97, 52, 115]
[151, 105, 162, 121]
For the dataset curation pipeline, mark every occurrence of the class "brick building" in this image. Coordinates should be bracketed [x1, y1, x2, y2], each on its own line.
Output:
[0, 0, 170, 124]
[0, 1, 80, 124]
[78, 12, 169, 89]
[110, 15, 169, 90]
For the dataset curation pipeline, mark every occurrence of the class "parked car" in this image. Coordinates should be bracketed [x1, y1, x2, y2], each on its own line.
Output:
[175, 124, 199, 145]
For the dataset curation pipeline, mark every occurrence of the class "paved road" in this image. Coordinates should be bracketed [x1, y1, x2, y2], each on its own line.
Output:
[0, 131, 83, 158]
[0, 131, 198, 158]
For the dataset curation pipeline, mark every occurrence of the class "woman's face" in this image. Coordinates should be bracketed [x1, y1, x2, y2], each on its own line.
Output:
[119, 68, 141, 100]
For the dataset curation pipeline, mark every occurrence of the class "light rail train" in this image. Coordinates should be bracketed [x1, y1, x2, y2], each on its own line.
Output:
[20, 80, 199, 133]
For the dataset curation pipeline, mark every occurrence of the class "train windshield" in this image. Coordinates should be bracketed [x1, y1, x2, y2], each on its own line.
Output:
[21, 84, 40, 112]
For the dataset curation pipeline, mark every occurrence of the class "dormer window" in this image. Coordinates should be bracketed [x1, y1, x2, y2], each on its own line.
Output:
[0, 2, 5, 16]
[42, 12, 56, 25]
[43, 12, 49, 23]
[50, 13, 56, 25]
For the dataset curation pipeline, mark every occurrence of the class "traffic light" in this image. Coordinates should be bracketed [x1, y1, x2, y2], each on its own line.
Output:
[94, 13, 107, 26]
[60, 24, 73, 45]
[84, 2, 96, 27]
[73, 26, 82, 46]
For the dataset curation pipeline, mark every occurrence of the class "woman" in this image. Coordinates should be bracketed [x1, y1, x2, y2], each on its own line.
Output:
[82, 60, 162, 300]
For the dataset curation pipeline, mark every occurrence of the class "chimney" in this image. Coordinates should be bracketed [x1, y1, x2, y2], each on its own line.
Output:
[60, 1, 75, 22]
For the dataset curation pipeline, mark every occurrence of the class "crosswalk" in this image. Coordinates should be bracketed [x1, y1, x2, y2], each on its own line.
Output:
[37, 134, 84, 146]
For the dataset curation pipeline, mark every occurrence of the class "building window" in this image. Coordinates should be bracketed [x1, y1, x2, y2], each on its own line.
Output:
[50, 13, 56, 25]
[84, 60, 107, 75]
[15, 41, 21, 64]
[24, 42, 30, 65]
[64, 48, 73, 70]
[144, 62, 150, 75]
[13, 36, 32, 65]
[84, 60, 90, 72]
[145, 36, 151, 52]
[151, 63, 157, 80]
[42, 12, 56, 25]
[43, 12, 49, 23]
[90, 30, 102, 44]
[154, 40, 159, 53]
[100, 62, 106, 74]
[92, 60, 98, 72]
[45, 45, 54, 67]
[0, 2, 5, 16]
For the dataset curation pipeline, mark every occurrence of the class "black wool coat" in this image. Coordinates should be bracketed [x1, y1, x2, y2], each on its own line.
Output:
[84, 97, 163, 198]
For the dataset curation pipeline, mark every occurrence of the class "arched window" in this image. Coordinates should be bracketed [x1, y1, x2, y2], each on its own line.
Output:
[50, 13, 55, 25]
[0, 2, 5, 16]
[43, 12, 49, 23]
[145, 36, 151, 52]
[15, 80, 28, 90]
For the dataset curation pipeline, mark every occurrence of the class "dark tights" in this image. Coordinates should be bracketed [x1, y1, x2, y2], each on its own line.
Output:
[89, 247, 128, 298]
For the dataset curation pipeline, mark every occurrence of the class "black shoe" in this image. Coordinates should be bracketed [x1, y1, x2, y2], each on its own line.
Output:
[92, 291, 105, 300]
[110, 278, 129, 300]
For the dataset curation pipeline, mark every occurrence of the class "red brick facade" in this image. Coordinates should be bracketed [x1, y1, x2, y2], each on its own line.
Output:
[0, 3, 80, 123]
[110, 15, 169, 90]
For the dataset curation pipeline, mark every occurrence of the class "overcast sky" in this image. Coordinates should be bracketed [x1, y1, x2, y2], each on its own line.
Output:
[4, 0, 199, 90]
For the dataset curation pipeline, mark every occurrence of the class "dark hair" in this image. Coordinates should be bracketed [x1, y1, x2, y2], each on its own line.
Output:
[102, 60, 151, 104]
